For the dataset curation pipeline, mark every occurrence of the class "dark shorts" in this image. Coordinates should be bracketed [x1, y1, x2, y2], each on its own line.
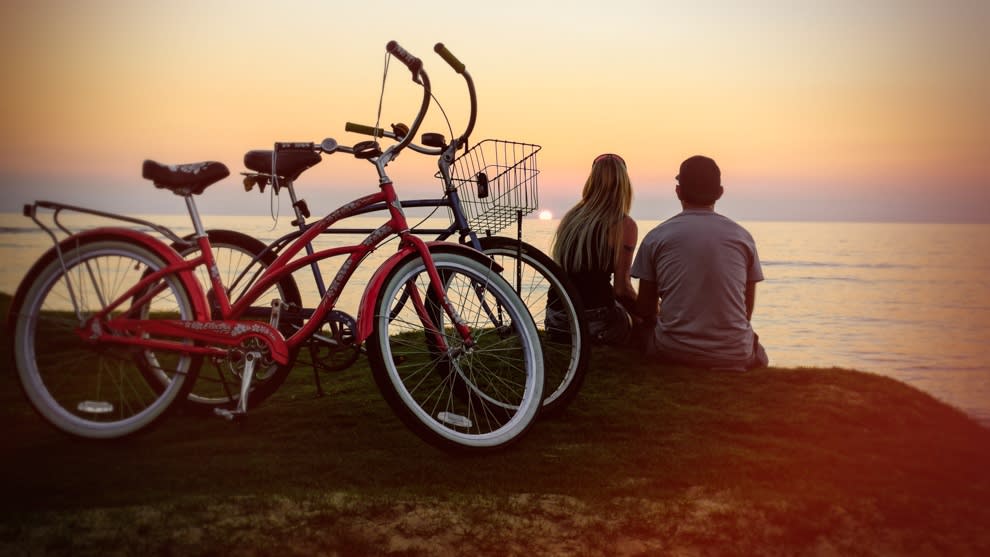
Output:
[547, 301, 631, 346]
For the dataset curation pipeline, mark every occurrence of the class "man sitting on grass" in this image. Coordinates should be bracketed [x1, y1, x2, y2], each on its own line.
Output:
[630, 155, 768, 371]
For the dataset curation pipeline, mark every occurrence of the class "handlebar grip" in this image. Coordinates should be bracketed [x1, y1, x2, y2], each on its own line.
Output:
[434, 43, 465, 74]
[345, 122, 386, 138]
[386, 40, 423, 78]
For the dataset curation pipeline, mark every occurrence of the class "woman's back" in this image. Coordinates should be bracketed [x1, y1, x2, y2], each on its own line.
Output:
[549, 153, 636, 344]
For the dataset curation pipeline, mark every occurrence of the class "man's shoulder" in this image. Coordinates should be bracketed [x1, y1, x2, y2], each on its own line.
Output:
[713, 213, 756, 239]
[649, 211, 754, 240]
[642, 217, 675, 241]
[650, 210, 720, 231]
[641, 212, 689, 239]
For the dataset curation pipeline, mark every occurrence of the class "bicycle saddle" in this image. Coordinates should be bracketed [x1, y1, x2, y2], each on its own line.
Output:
[244, 149, 322, 182]
[142, 160, 230, 196]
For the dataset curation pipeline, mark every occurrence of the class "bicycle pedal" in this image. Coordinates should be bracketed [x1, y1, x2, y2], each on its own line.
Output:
[213, 408, 247, 422]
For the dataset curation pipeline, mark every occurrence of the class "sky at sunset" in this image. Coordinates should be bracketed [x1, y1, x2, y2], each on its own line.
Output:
[1, 0, 987, 222]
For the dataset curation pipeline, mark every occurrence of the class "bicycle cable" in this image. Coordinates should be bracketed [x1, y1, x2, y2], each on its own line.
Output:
[374, 204, 443, 253]
[411, 204, 442, 230]
[268, 183, 280, 231]
[371, 51, 451, 244]
[374, 52, 391, 136]
[377, 51, 456, 148]
[430, 92, 455, 146]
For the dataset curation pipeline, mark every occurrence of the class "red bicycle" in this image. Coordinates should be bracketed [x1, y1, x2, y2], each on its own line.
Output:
[8, 42, 545, 452]
[175, 44, 588, 419]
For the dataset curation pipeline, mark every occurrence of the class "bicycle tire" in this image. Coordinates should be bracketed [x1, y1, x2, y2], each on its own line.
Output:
[478, 237, 590, 417]
[169, 229, 302, 412]
[9, 234, 202, 439]
[367, 251, 544, 452]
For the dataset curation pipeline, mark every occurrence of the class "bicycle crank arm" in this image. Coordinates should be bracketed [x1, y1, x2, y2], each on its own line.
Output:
[213, 350, 262, 421]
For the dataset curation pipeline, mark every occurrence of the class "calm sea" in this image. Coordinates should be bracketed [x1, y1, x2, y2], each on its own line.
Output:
[2, 212, 988, 425]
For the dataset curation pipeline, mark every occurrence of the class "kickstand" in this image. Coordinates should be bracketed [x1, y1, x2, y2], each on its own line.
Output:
[309, 346, 326, 398]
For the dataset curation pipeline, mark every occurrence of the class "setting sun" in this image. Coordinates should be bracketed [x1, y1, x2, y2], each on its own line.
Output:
[537, 210, 554, 220]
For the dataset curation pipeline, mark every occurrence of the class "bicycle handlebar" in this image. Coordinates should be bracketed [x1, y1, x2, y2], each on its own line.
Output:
[344, 124, 441, 156]
[386, 40, 423, 82]
[344, 42, 476, 161]
[386, 41, 430, 160]
[434, 43, 477, 151]
[434, 43, 465, 75]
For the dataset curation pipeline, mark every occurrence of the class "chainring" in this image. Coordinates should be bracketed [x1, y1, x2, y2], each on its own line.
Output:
[307, 310, 360, 372]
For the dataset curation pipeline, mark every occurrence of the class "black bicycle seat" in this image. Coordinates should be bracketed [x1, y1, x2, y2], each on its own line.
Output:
[142, 160, 230, 196]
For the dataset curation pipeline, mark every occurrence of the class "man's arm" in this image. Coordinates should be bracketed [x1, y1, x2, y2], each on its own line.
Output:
[745, 281, 757, 321]
[634, 279, 660, 323]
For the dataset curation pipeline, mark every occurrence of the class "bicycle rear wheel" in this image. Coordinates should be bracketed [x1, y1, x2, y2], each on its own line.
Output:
[9, 234, 201, 439]
[478, 237, 589, 417]
[367, 251, 544, 452]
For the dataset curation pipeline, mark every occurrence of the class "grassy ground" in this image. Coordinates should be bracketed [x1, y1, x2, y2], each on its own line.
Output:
[2, 292, 989, 556]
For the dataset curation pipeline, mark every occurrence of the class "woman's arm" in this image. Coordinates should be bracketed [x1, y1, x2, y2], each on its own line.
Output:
[613, 215, 638, 305]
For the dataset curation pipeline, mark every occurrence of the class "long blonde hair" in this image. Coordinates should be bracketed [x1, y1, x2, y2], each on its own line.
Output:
[552, 155, 632, 272]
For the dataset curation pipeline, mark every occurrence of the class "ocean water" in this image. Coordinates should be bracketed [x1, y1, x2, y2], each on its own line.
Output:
[2, 212, 988, 425]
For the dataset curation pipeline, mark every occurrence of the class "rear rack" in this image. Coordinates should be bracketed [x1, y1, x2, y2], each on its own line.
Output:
[24, 201, 190, 250]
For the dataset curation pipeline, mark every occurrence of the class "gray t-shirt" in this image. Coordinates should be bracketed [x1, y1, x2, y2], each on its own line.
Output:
[631, 210, 763, 368]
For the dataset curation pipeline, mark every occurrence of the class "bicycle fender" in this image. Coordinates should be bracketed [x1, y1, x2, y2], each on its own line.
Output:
[8, 227, 210, 330]
[354, 241, 502, 343]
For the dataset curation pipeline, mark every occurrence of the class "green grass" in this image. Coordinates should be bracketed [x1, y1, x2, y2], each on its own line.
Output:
[2, 292, 989, 556]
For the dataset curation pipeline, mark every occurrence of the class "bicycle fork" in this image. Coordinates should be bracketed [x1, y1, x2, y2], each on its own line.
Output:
[406, 239, 476, 354]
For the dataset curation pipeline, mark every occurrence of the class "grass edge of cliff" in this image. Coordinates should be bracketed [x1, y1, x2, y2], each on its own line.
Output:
[2, 290, 988, 556]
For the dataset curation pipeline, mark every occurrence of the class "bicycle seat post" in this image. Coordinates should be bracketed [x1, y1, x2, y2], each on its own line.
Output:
[183, 195, 208, 239]
[283, 181, 307, 227]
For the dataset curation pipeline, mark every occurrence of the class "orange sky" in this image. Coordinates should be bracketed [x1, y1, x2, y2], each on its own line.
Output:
[1, 0, 987, 222]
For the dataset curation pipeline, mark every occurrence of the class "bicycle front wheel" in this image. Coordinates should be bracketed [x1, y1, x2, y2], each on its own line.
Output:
[367, 251, 544, 452]
[479, 237, 589, 417]
[9, 234, 201, 439]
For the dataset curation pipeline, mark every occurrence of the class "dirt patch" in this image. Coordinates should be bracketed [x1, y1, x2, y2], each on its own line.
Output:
[5, 488, 983, 556]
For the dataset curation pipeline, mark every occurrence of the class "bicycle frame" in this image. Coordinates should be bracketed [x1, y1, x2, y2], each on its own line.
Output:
[69, 177, 481, 366]
[238, 183, 502, 295]
[29, 41, 483, 366]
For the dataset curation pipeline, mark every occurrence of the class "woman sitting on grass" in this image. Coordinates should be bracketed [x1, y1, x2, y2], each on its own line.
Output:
[549, 153, 638, 345]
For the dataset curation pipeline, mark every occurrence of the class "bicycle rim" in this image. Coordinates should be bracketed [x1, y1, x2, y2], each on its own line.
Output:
[11, 238, 199, 439]
[479, 237, 589, 416]
[368, 251, 543, 451]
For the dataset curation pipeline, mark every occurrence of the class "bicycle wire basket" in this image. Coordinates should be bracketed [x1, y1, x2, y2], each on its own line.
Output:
[441, 139, 541, 235]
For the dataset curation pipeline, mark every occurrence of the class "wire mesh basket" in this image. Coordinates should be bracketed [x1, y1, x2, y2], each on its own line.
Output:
[442, 139, 541, 234]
